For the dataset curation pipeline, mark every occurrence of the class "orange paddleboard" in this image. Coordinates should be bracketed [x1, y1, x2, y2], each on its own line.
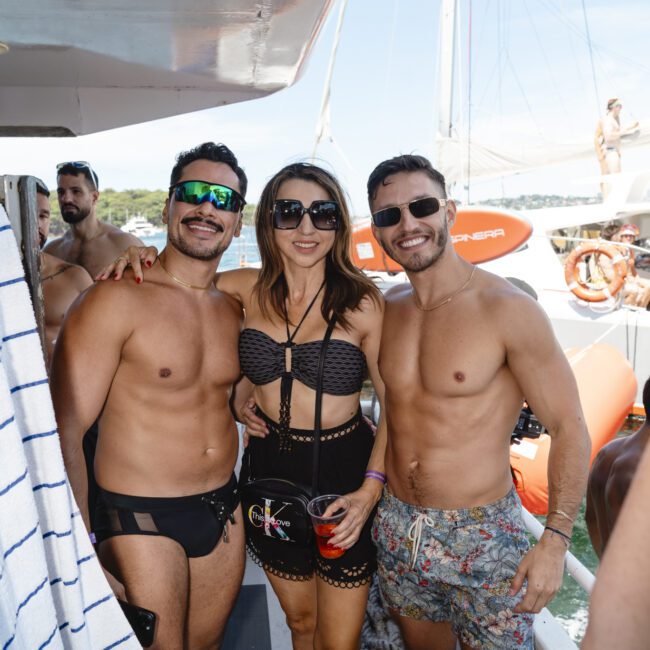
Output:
[350, 207, 533, 271]
[511, 344, 637, 515]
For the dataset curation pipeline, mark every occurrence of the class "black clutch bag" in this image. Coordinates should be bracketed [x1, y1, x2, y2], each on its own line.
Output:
[240, 478, 313, 545]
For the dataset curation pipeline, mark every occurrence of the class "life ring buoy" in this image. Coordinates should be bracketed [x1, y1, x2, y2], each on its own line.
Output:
[564, 241, 627, 302]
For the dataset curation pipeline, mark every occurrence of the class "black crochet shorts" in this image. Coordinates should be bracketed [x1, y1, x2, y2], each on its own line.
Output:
[239, 408, 377, 588]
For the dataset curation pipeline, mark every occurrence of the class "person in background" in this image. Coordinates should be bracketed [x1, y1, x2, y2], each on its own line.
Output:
[582, 436, 650, 649]
[586, 376, 649, 557]
[44, 161, 142, 278]
[35, 178, 92, 366]
[594, 221, 650, 308]
[600, 98, 639, 198]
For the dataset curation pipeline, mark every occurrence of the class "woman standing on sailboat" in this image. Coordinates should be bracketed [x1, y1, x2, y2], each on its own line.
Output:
[102, 161, 386, 650]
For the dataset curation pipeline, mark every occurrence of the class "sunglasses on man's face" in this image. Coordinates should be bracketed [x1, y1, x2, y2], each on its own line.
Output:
[272, 199, 340, 231]
[56, 160, 98, 189]
[371, 196, 447, 228]
[171, 180, 245, 213]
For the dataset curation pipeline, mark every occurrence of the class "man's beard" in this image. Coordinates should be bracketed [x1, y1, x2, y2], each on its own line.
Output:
[379, 224, 448, 273]
[61, 205, 91, 224]
[167, 229, 226, 261]
[39, 232, 46, 248]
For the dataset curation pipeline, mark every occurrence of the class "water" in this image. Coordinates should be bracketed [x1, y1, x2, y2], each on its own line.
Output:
[143, 225, 601, 643]
[141, 225, 260, 269]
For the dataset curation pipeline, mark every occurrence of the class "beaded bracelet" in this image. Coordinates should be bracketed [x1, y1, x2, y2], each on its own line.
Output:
[544, 525, 571, 548]
[365, 470, 387, 484]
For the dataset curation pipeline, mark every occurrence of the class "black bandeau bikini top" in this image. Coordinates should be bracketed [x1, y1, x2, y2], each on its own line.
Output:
[238, 328, 366, 395]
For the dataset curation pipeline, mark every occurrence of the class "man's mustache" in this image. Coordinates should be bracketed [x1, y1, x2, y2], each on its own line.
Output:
[181, 216, 224, 232]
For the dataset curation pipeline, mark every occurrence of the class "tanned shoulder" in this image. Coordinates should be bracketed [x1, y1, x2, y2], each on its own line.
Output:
[215, 267, 259, 303]
[103, 223, 144, 248]
[43, 237, 64, 256]
[384, 281, 412, 304]
[589, 437, 626, 486]
[68, 265, 94, 292]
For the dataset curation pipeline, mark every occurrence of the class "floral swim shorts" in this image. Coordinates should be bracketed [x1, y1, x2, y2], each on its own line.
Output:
[372, 487, 534, 649]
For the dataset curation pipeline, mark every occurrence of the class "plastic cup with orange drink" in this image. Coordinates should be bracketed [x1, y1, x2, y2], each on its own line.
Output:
[307, 494, 350, 559]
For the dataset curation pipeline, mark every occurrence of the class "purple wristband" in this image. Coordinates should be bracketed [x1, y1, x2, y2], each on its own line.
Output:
[89, 532, 96, 545]
[365, 470, 387, 484]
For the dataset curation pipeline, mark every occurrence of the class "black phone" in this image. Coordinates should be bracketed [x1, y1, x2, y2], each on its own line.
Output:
[118, 599, 157, 647]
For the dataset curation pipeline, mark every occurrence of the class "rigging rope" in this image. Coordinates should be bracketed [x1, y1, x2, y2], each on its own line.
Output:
[466, 0, 472, 204]
[580, 0, 601, 115]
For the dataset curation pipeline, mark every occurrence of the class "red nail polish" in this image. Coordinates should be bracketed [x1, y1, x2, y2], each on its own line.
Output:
[136, 277, 142, 284]
[145, 260, 152, 268]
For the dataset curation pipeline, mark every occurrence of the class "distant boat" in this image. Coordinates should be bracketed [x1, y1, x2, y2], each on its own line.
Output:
[121, 215, 161, 237]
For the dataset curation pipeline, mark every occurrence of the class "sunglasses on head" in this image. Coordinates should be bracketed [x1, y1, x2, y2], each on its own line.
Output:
[171, 180, 245, 213]
[272, 199, 340, 230]
[56, 160, 98, 189]
[371, 196, 447, 228]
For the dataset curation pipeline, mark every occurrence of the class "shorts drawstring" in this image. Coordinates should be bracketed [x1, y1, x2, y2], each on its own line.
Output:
[407, 512, 435, 569]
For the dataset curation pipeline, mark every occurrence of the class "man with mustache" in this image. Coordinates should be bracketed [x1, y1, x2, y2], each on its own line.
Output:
[51, 143, 247, 648]
[36, 179, 93, 366]
[367, 154, 590, 650]
[44, 161, 142, 278]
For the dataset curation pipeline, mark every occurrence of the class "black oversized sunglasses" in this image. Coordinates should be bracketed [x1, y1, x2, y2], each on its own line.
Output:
[272, 199, 340, 230]
[371, 196, 447, 228]
[171, 180, 245, 213]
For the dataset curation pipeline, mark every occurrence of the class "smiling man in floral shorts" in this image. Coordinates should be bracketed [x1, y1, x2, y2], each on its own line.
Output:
[367, 154, 591, 649]
[373, 488, 533, 648]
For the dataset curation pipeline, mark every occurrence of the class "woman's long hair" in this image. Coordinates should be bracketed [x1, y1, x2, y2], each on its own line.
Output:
[254, 162, 380, 329]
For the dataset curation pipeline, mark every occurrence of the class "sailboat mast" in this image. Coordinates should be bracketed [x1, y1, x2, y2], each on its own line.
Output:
[437, 0, 457, 140]
[312, 0, 349, 160]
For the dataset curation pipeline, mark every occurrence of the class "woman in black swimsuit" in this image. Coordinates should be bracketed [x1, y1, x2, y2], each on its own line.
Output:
[222, 163, 386, 649]
[100, 162, 387, 649]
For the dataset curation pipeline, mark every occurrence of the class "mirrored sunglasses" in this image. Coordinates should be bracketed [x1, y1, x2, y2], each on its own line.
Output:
[371, 196, 447, 228]
[272, 199, 340, 230]
[171, 180, 245, 213]
[56, 160, 98, 189]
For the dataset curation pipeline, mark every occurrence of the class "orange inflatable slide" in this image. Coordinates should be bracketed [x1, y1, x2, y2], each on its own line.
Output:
[510, 344, 637, 514]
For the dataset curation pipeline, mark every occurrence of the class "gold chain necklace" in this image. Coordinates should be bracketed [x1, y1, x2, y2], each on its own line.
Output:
[412, 266, 476, 312]
[158, 257, 213, 291]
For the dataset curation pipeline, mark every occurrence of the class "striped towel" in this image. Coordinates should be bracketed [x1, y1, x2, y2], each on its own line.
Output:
[0, 207, 139, 649]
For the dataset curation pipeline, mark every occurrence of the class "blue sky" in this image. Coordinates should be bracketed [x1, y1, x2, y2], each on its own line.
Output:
[2, 0, 650, 215]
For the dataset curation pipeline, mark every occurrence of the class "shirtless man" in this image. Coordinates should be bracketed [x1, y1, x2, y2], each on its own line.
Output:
[600, 98, 639, 198]
[35, 180, 93, 365]
[367, 155, 591, 650]
[51, 143, 247, 648]
[586, 376, 649, 558]
[44, 161, 142, 277]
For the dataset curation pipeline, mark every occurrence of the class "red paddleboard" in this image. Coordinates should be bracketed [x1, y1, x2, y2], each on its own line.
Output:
[350, 207, 533, 271]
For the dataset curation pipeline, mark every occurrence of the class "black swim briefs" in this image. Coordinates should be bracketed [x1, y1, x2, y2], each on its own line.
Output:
[94, 474, 239, 558]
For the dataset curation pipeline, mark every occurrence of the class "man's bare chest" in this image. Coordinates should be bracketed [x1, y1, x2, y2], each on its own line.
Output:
[380, 311, 504, 397]
[121, 301, 241, 389]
